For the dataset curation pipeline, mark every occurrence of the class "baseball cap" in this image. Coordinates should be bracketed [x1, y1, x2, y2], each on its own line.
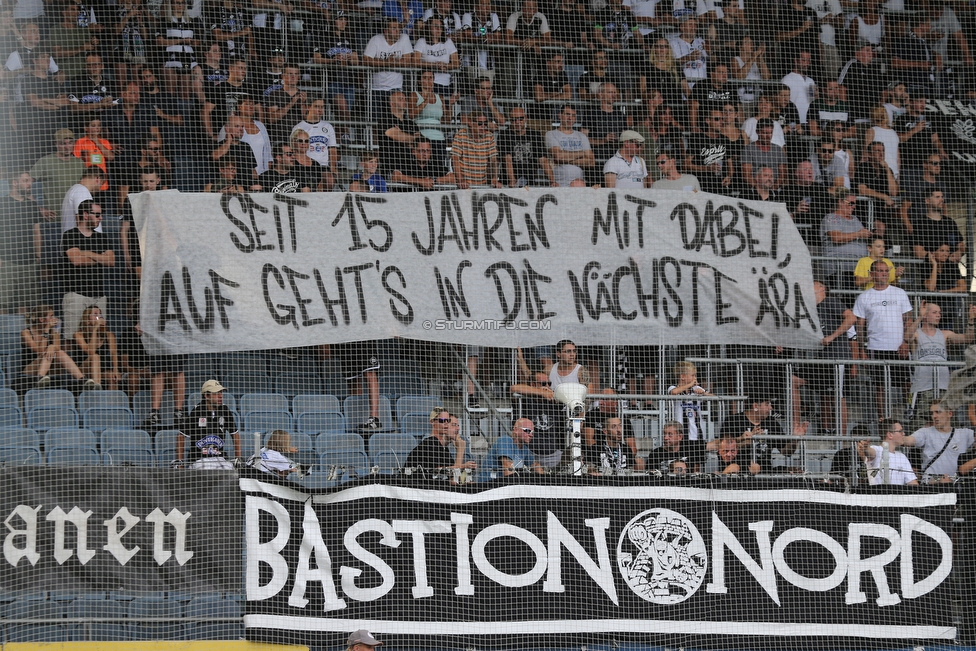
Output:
[347, 630, 383, 647]
[619, 130, 645, 143]
[54, 128, 75, 141]
[201, 379, 226, 394]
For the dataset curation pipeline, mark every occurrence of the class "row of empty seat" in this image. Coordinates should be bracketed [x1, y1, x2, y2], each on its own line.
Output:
[0, 389, 442, 437]
[0, 592, 242, 642]
[0, 426, 421, 471]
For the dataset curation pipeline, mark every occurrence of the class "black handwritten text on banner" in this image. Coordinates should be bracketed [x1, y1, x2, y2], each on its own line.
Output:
[239, 479, 955, 645]
[130, 190, 821, 354]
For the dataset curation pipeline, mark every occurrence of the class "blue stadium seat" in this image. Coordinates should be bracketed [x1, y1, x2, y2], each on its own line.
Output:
[343, 395, 394, 431]
[369, 432, 418, 474]
[0, 427, 41, 465]
[379, 373, 427, 402]
[126, 596, 183, 640]
[263, 430, 315, 467]
[155, 429, 187, 467]
[67, 597, 127, 641]
[133, 390, 177, 430]
[0, 387, 18, 407]
[220, 372, 270, 398]
[46, 427, 97, 457]
[0, 404, 24, 428]
[25, 388, 75, 412]
[243, 410, 293, 433]
[0, 317, 23, 381]
[274, 373, 323, 399]
[101, 429, 154, 467]
[3, 598, 66, 642]
[322, 374, 350, 401]
[28, 406, 80, 433]
[396, 396, 440, 423]
[401, 413, 432, 437]
[83, 407, 135, 434]
[184, 595, 242, 640]
[292, 394, 342, 416]
[240, 393, 289, 415]
[318, 450, 369, 482]
[78, 390, 130, 411]
[295, 411, 345, 436]
[315, 431, 366, 456]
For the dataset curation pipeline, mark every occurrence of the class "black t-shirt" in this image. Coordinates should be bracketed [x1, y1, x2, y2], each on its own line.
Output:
[263, 87, 306, 144]
[498, 128, 547, 183]
[690, 81, 735, 115]
[216, 140, 259, 177]
[179, 403, 238, 459]
[855, 162, 890, 195]
[72, 76, 115, 106]
[641, 66, 684, 108]
[205, 2, 248, 55]
[782, 182, 832, 231]
[405, 435, 453, 470]
[912, 215, 962, 254]
[646, 440, 705, 474]
[772, 103, 803, 132]
[521, 396, 565, 458]
[839, 60, 886, 121]
[719, 412, 772, 471]
[379, 114, 418, 174]
[584, 437, 632, 472]
[817, 296, 851, 360]
[259, 168, 308, 193]
[205, 80, 249, 132]
[581, 106, 626, 149]
[688, 133, 733, 192]
[394, 155, 438, 185]
[593, 7, 633, 47]
[61, 228, 111, 297]
[0, 196, 41, 265]
[894, 112, 937, 171]
[291, 161, 323, 191]
[774, 5, 820, 65]
[547, 6, 588, 49]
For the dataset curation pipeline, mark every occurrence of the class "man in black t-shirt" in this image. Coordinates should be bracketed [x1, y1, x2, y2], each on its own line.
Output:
[647, 420, 703, 474]
[61, 199, 112, 339]
[177, 379, 240, 469]
[259, 143, 310, 192]
[498, 107, 553, 187]
[684, 108, 735, 195]
[405, 407, 475, 477]
[894, 93, 944, 174]
[531, 52, 571, 123]
[689, 63, 735, 133]
[203, 58, 249, 140]
[391, 138, 455, 190]
[0, 171, 42, 313]
[911, 188, 963, 260]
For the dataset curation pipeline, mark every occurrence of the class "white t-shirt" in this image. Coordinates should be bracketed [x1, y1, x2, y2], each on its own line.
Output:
[782, 72, 816, 123]
[461, 12, 501, 68]
[852, 285, 913, 351]
[603, 152, 648, 188]
[61, 184, 93, 232]
[4, 49, 58, 74]
[669, 35, 707, 86]
[652, 174, 701, 191]
[865, 445, 916, 485]
[622, 0, 661, 35]
[505, 11, 550, 35]
[911, 426, 975, 478]
[930, 7, 962, 57]
[258, 447, 297, 473]
[413, 37, 457, 87]
[363, 33, 413, 91]
[294, 119, 337, 167]
[545, 128, 591, 186]
[807, 0, 842, 46]
[742, 116, 785, 148]
[239, 121, 274, 175]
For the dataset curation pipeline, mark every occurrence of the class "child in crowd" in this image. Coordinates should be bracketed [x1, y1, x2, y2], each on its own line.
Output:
[350, 153, 387, 193]
[256, 429, 302, 477]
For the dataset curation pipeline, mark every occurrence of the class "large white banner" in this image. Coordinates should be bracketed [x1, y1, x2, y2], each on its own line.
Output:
[130, 189, 822, 355]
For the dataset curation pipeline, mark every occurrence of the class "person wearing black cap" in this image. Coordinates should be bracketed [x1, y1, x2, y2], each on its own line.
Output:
[347, 629, 383, 651]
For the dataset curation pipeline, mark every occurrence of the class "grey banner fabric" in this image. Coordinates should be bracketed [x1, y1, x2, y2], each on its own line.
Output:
[131, 190, 821, 354]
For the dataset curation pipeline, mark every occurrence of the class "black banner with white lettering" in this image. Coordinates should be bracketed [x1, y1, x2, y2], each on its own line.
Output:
[0, 468, 242, 593]
[240, 475, 956, 647]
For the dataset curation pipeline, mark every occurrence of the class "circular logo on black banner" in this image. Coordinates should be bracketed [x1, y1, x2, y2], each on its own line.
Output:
[617, 508, 707, 604]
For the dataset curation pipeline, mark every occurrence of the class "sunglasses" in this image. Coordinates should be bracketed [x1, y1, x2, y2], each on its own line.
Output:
[434, 417, 451, 423]
[520, 427, 534, 433]
[656, 159, 669, 165]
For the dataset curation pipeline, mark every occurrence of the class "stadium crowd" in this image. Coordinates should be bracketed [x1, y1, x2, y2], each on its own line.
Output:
[2, 0, 976, 479]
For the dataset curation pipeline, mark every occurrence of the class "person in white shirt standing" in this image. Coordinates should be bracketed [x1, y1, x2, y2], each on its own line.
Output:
[781, 49, 817, 124]
[603, 131, 650, 188]
[363, 18, 414, 119]
[858, 419, 918, 485]
[669, 16, 707, 91]
[853, 259, 914, 419]
[292, 97, 338, 191]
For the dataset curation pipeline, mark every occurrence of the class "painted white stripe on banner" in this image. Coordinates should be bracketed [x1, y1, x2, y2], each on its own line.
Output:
[243, 615, 957, 639]
[290, 483, 956, 509]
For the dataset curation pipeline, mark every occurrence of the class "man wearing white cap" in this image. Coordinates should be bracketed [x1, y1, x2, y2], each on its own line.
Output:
[347, 630, 383, 651]
[175, 379, 240, 470]
[603, 131, 650, 189]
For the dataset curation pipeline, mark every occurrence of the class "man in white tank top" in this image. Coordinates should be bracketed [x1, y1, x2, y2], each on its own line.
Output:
[906, 300, 976, 431]
[549, 339, 593, 391]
